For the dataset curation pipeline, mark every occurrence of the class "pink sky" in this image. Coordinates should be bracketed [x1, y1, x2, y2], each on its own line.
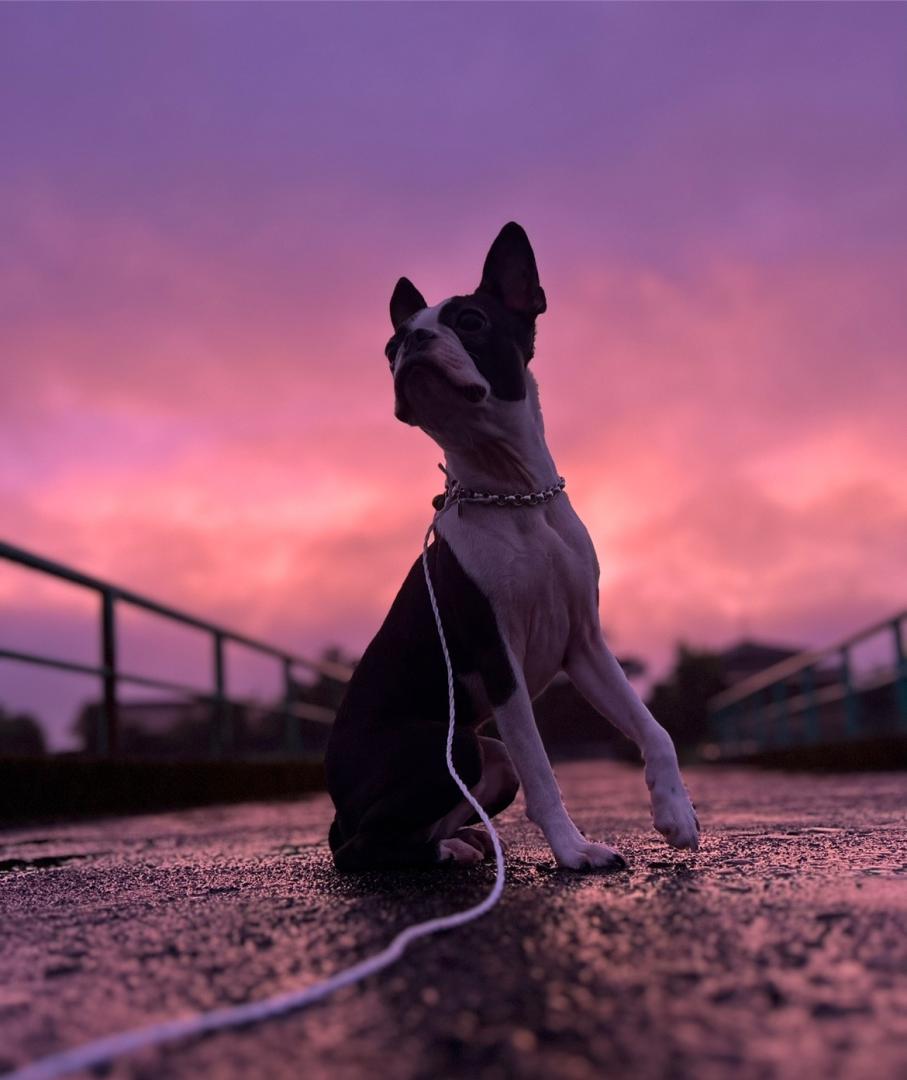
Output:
[1, 5, 905, 745]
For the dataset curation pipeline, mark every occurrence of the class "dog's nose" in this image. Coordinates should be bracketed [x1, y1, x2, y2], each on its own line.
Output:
[407, 328, 436, 348]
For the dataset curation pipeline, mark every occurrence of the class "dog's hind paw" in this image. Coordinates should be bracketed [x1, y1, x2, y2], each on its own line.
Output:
[455, 826, 497, 859]
[438, 837, 485, 865]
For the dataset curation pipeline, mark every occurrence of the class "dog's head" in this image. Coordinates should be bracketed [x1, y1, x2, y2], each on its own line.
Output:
[386, 222, 546, 450]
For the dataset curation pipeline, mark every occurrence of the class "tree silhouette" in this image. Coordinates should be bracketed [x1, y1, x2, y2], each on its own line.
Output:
[0, 705, 47, 756]
[646, 644, 728, 752]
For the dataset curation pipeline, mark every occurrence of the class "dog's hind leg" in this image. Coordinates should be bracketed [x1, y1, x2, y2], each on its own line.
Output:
[427, 736, 520, 854]
[328, 723, 488, 871]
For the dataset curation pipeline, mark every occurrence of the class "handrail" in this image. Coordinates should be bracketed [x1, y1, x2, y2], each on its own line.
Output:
[0, 646, 216, 701]
[705, 607, 907, 759]
[0, 538, 353, 756]
[709, 608, 907, 712]
[0, 540, 352, 682]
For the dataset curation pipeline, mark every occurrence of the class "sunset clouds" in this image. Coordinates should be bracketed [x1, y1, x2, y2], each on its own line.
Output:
[2, 4, 905, 743]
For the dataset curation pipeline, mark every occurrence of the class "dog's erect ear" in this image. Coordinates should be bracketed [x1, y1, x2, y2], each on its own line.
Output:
[478, 222, 547, 318]
[389, 277, 427, 330]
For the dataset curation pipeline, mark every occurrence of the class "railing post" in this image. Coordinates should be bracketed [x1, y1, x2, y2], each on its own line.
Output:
[99, 590, 118, 756]
[756, 690, 772, 752]
[211, 632, 229, 757]
[800, 665, 819, 744]
[733, 701, 746, 755]
[893, 617, 907, 732]
[283, 657, 301, 756]
[841, 645, 860, 738]
[747, 691, 760, 751]
[772, 680, 789, 747]
[712, 705, 727, 755]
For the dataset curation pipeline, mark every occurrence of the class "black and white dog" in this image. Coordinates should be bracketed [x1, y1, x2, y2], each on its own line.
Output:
[326, 223, 700, 871]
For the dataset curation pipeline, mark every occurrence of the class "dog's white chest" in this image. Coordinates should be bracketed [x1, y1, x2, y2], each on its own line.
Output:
[437, 498, 599, 697]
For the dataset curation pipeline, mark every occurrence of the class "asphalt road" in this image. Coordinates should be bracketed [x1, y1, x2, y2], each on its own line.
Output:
[1, 762, 905, 1080]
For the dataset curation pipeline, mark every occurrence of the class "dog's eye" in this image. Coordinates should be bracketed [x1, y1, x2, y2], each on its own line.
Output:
[456, 309, 487, 334]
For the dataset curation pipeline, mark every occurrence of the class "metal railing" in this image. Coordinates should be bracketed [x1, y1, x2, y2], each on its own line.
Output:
[0, 540, 352, 757]
[707, 609, 907, 757]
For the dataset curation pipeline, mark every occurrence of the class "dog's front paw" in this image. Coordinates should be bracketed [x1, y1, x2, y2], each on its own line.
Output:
[554, 839, 628, 872]
[650, 787, 700, 851]
[645, 754, 701, 851]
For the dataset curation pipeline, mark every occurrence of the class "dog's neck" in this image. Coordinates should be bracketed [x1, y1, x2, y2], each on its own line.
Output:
[442, 373, 561, 494]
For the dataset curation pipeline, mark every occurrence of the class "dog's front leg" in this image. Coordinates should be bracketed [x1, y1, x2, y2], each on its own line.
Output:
[493, 675, 627, 871]
[565, 630, 700, 850]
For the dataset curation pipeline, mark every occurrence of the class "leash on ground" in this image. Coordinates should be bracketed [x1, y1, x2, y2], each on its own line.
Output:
[4, 504, 505, 1080]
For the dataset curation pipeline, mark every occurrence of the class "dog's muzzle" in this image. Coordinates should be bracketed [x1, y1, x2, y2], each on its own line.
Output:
[394, 354, 487, 423]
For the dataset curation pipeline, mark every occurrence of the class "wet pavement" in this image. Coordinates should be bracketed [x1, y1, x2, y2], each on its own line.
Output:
[1, 762, 905, 1080]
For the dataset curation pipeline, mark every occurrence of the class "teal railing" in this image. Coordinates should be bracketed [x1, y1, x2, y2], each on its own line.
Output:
[707, 610, 907, 758]
[0, 540, 351, 757]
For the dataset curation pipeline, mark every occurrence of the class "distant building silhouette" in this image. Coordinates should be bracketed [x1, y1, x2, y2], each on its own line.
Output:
[71, 646, 355, 760]
[73, 698, 335, 759]
[716, 639, 801, 685]
[715, 638, 842, 691]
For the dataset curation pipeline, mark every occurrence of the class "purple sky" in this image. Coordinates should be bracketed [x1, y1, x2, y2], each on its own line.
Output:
[1, 3, 906, 746]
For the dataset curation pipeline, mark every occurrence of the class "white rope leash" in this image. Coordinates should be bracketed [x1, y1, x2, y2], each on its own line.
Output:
[4, 509, 505, 1080]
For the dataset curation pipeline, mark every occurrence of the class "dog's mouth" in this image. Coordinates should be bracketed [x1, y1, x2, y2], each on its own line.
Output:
[394, 362, 487, 424]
